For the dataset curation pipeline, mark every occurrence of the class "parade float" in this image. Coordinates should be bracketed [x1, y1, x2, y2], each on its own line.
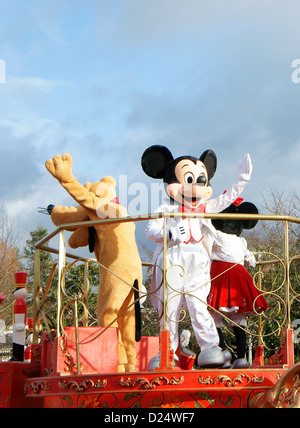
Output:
[0, 210, 299, 409]
[0, 151, 299, 408]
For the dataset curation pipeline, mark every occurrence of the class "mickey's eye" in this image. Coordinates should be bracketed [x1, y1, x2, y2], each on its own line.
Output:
[184, 172, 195, 184]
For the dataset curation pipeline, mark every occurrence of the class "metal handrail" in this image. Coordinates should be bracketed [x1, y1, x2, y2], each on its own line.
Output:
[32, 212, 300, 370]
[34, 213, 300, 237]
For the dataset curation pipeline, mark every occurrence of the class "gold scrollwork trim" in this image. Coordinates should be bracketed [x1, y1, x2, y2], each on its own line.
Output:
[59, 378, 107, 393]
[120, 376, 184, 389]
[24, 381, 52, 394]
[278, 374, 300, 408]
[249, 363, 300, 408]
[198, 374, 264, 387]
[60, 337, 84, 373]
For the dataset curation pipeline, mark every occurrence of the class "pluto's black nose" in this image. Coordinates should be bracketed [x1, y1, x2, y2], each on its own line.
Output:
[47, 204, 55, 215]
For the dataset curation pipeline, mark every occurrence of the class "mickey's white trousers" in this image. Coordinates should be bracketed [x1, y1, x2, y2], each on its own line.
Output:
[152, 241, 219, 354]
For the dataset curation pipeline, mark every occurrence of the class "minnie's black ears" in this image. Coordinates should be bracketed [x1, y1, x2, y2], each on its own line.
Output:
[224, 201, 259, 229]
[212, 201, 259, 234]
[237, 202, 259, 229]
[141, 145, 174, 179]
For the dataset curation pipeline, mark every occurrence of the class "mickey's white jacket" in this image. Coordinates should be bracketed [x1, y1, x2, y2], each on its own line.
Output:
[146, 174, 250, 266]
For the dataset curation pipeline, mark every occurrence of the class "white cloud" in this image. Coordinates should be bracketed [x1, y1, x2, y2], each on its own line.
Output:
[98, 0, 300, 47]
[9, 75, 68, 92]
[32, 0, 67, 46]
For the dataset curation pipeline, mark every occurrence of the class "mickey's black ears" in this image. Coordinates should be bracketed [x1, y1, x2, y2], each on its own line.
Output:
[141, 145, 174, 178]
[200, 150, 217, 181]
[141, 145, 217, 180]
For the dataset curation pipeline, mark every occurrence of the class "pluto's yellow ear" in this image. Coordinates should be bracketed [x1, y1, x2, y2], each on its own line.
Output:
[100, 176, 116, 186]
[84, 177, 116, 196]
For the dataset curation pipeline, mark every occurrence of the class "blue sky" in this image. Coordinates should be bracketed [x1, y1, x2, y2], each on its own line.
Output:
[0, 0, 300, 252]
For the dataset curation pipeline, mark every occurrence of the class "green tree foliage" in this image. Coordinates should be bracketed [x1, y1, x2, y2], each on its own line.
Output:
[23, 225, 54, 284]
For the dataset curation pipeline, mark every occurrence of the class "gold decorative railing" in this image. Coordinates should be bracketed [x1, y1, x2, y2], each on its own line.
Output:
[33, 212, 300, 369]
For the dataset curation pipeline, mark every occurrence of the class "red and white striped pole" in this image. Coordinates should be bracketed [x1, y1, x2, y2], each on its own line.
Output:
[10, 272, 28, 362]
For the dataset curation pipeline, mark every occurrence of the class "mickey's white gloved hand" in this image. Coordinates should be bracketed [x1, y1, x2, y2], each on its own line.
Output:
[238, 153, 252, 182]
[168, 221, 188, 244]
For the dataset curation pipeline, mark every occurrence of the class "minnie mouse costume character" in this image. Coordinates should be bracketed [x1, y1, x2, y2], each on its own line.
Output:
[208, 199, 269, 368]
[142, 145, 252, 368]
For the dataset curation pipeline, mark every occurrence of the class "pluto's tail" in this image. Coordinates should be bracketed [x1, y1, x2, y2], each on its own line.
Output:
[133, 280, 141, 342]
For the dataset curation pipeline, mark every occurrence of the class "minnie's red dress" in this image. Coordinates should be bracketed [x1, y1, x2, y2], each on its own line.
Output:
[208, 231, 268, 326]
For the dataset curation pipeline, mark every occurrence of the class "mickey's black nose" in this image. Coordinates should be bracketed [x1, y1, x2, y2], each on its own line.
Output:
[197, 176, 207, 185]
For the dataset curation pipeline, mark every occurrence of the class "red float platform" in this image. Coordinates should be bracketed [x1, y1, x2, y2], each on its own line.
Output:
[0, 362, 43, 408]
[1, 326, 299, 408]
[25, 366, 286, 409]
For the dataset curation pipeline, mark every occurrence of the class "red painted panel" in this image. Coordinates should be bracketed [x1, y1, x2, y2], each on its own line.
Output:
[41, 327, 119, 376]
[135, 336, 159, 371]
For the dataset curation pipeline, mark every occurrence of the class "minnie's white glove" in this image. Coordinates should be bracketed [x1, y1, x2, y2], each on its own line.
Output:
[245, 251, 256, 268]
[238, 153, 252, 182]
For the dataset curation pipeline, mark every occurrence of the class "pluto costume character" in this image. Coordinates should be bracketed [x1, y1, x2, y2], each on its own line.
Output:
[142, 145, 252, 368]
[45, 153, 143, 372]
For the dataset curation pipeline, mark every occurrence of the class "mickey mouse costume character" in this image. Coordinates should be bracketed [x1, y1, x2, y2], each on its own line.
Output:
[142, 145, 252, 368]
[208, 199, 269, 368]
